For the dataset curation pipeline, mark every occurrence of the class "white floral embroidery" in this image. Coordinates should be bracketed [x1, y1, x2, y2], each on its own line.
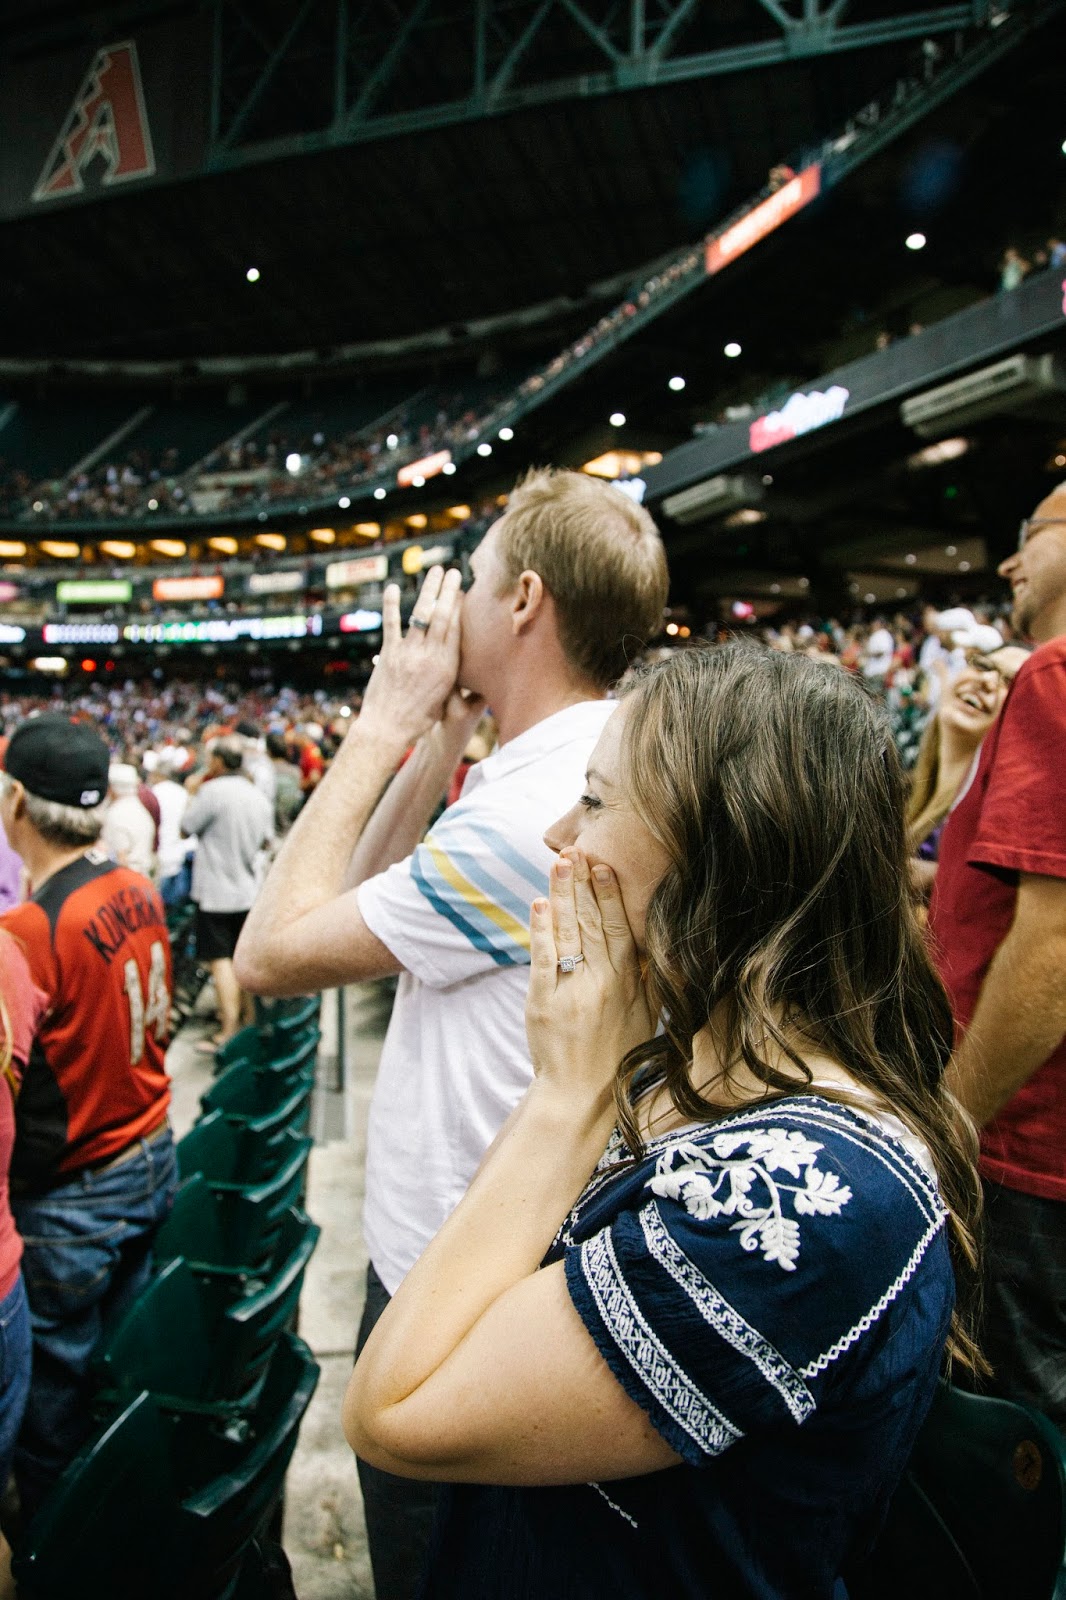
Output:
[647, 1127, 853, 1272]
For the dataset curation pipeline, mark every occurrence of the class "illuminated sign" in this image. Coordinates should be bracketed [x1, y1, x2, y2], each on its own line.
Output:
[749, 385, 850, 454]
[122, 614, 323, 645]
[152, 576, 225, 602]
[0, 583, 19, 603]
[247, 571, 303, 596]
[397, 449, 452, 488]
[326, 556, 388, 589]
[0, 624, 26, 644]
[56, 580, 132, 604]
[705, 164, 821, 276]
[44, 622, 120, 644]
[339, 610, 383, 634]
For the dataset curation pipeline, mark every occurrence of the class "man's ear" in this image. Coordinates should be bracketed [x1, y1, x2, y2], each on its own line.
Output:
[511, 569, 545, 635]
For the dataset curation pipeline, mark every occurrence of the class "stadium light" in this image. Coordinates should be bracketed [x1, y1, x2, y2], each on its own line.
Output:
[609, 412, 626, 427]
[374, 487, 387, 500]
[1062, 138, 1066, 155]
[386, 434, 399, 450]
[246, 267, 261, 283]
[285, 452, 302, 474]
[905, 232, 927, 251]
[724, 342, 742, 359]
[338, 496, 351, 509]
[411, 475, 426, 487]
[256, 533, 286, 551]
[668, 376, 686, 392]
[147, 498, 158, 510]
[477, 443, 492, 457]
[40, 541, 80, 559]
[100, 541, 136, 559]
[442, 462, 457, 475]
[309, 528, 336, 543]
[150, 540, 187, 557]
[208, 536, 239, 554]
[0, 542, 26, 558]
[498, 427, 514, 441]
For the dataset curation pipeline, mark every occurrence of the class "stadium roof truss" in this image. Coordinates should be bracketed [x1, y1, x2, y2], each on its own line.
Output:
[205, 0, 996, 170]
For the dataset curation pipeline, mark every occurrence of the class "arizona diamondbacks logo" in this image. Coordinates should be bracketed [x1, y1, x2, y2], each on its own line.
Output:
[33, 41, 155, 203]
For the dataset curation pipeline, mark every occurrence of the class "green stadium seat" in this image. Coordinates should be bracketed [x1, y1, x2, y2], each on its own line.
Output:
[199, 1061, 313, 1140]
[14, 1333, 318, 1600]
[177, 1110, 310, 1188]
[254, 995, 321, 1037]
[847, 1383, 1066, 1600]
[96, 1210, 319, 1415]
[153, 1165, 306, 1278]
[213, 1019, 319, 1076]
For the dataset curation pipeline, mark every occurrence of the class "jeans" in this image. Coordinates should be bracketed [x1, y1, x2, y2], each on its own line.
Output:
[0, 1275, 31, 1492]
[12, 1127, 178, 1523]
[355, 1262, 445, 1600]
[160, 861, 192, 908]
[980, 1179, 1066, 1435]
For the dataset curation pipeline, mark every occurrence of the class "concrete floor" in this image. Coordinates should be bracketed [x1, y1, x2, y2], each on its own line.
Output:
[167, 980, 393, 1600]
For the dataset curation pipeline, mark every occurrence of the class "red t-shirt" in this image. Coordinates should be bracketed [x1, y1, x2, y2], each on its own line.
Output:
[0, 932, 48, 1292]
[0, 854, 172, 1190]
[928, 636, 1066, 1202]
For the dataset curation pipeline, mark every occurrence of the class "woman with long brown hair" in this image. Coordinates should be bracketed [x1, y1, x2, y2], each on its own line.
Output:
[342, 630, 980, 1599]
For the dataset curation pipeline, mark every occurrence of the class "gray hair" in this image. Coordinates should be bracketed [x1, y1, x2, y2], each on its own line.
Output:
[23, 790, 105, 848]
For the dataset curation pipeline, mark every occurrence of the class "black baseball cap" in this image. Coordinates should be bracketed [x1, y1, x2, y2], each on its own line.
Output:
[4, 715, 110, 808]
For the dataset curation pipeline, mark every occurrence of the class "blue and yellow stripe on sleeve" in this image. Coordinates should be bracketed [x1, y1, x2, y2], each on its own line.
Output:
[410, 820, 548, 968]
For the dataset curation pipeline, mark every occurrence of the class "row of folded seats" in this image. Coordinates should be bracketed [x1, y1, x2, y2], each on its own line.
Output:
[13, 996, 324, 1600]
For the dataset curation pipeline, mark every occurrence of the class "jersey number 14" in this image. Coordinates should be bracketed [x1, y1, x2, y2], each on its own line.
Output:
[123, 940, 170, 1066]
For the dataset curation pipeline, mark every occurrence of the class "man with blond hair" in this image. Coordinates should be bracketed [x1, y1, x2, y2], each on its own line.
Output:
[237, 467, 667, 1597]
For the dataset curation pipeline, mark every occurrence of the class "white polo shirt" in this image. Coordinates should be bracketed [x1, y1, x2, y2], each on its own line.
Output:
[358, 698, 617, 1294]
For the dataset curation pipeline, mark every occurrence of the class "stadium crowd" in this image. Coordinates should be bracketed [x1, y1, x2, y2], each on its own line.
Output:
[0, 467, 1063, 1598]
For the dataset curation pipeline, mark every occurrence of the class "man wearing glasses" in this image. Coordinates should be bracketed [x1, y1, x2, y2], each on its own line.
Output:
[930, 485, 1066, 1432]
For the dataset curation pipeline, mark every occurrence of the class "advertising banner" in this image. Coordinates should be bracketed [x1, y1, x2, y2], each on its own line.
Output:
[326, 556, 389, 589]
[705, 165, 821, 276]
[57, 580, 132, 604]
[153, 576, 224, 602]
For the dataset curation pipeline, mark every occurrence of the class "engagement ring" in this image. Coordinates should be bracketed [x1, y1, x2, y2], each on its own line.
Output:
[557, 954, 585, 973]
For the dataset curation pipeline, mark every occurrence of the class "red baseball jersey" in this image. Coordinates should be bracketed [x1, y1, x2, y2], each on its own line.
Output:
[0, 852, 172, 1189]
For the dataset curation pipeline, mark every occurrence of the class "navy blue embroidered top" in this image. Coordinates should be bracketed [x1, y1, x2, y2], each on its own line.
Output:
[422, 1095, 955, 1600]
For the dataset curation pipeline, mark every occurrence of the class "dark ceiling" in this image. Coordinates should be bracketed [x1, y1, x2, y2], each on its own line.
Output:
[0, 0, 976, 361]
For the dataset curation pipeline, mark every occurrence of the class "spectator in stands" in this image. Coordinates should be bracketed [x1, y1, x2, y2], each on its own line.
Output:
[999, 246, 1030, 291]
[267, 733, 303, 835]
[0, 820, 21, 914]
[343, 645, 979, 1599]
[861, 616, 895, 680]
[0, 936, 41, 1534]
[101, 762, 157, 880]
[0, 716, 176, 1520]
[148, 756, 192, 908]
[182, 737, 274, 1055]
[296, 726, 326, 793]
[907, 641, 1030, 891]
[236, 468, 668, 1599]
[236, 720, 277, 808]
[931, 481, 1066, 1431]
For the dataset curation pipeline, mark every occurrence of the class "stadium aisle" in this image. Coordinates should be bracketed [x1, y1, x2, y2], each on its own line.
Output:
[167, 982, 392, 1599]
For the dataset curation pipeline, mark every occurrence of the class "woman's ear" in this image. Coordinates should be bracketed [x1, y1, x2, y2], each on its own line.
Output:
[511, 569, 545, 635]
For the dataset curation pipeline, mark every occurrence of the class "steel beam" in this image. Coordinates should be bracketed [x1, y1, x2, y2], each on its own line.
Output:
[205, 0, 993, 172]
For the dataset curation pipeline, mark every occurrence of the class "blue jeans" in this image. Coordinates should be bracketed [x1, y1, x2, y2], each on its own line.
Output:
[160, 861, 192, 908]
[12, 1127, 177, 1523]
[0, 1275, 31, 1492]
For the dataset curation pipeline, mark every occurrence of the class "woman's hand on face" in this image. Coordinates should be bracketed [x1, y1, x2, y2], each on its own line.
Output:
[357, 568, 465, 750]
[526, 848, 653, 1110]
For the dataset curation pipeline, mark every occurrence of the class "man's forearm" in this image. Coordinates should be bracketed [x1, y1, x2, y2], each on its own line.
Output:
[946, 924, 1066, 1126]
[343, 724, 467, 890]
[236, 720, 405, 986]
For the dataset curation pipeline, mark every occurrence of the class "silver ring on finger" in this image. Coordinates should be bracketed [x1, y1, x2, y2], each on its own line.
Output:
[410, 616, 432, 632]
[557, 953, 585, 974]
